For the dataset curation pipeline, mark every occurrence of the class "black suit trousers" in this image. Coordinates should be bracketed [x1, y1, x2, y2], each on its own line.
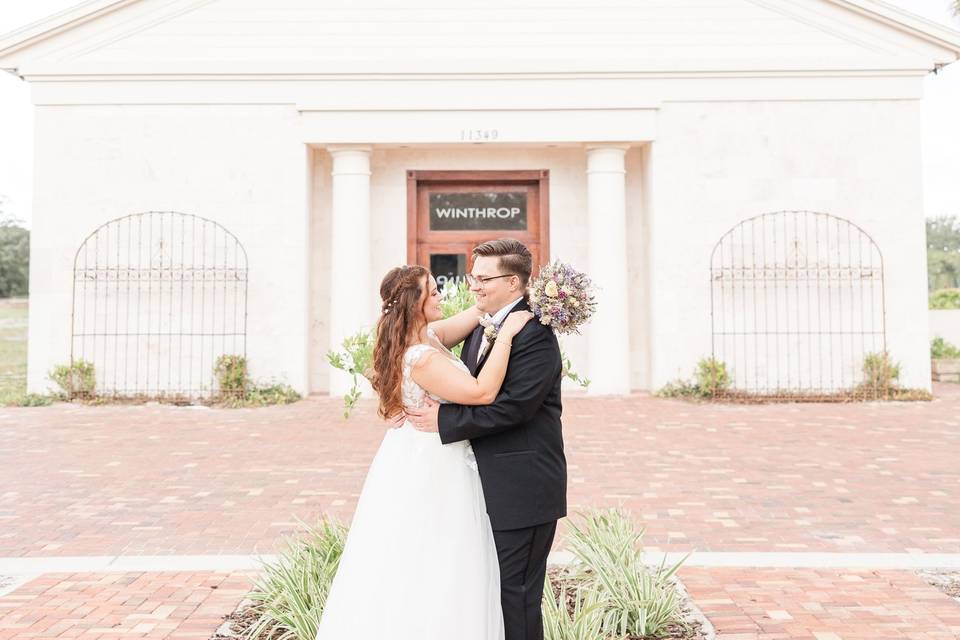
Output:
[493, 520, 558, 640]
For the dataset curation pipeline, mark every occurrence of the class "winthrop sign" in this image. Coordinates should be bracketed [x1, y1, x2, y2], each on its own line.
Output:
[429, 192, 527, 231]
[435, 206, 521, 220]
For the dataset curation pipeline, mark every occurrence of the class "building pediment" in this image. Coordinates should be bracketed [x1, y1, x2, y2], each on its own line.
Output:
[1, 0, 959, 78]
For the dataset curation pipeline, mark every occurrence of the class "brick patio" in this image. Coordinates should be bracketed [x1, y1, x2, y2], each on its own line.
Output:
[1, 383, 958, 638]
[682, 567, 960, 639]
[0, 572, 256, 639]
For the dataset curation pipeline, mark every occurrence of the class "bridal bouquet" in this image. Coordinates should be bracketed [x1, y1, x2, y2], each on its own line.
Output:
[528, 260, 597, 335]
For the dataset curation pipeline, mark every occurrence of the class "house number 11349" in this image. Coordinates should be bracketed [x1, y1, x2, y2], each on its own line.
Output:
[460, 129, 499, 141]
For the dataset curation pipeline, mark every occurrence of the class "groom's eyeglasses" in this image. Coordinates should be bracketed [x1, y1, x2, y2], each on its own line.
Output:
[465, 273, 516, 289]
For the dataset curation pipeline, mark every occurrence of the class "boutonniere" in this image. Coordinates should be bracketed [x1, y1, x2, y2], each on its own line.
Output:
[479, 315, 498, 344]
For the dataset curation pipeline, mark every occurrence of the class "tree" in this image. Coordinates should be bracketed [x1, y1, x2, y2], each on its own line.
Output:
[0, 197, 30, 298]
[927, 215, 960, 292]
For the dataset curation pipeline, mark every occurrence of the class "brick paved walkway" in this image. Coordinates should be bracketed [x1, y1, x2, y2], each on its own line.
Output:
[0, 571, 256, 639]
[1, 383, 958, 638]
[681, 568, 960, 639]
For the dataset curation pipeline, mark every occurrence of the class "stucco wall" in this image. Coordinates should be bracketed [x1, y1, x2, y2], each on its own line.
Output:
[27, 104, 310, 395]
[26, 96, 932, 397]
[930, 310, 960, 348]
[646, 99, 930, 391]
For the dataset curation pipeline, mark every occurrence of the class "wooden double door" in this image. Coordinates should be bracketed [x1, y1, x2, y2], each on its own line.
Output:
[406, 170, 550, 290]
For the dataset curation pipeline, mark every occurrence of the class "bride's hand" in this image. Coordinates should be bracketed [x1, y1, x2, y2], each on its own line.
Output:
[499, 310, 534, 339]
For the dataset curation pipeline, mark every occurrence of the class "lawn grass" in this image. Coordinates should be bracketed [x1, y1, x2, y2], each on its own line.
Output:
[0, 297, 29, 404]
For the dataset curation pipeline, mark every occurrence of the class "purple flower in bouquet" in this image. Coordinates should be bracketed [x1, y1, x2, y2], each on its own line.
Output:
[528, 261, 597, 335]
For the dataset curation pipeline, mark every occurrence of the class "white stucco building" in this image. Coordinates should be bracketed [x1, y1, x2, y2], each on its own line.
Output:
[2, 0, 959, 399]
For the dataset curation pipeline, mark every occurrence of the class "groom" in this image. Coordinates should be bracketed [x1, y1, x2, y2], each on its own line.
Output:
[407, 238, 567, 640]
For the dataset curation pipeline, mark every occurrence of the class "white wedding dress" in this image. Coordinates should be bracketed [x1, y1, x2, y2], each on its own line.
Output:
[314, 328, 504, 639]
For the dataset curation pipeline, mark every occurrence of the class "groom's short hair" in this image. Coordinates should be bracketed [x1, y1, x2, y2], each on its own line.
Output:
[473, 238, 533, 288]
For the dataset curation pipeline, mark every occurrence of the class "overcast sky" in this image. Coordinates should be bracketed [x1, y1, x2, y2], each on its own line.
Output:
[1, 0, 959, 228]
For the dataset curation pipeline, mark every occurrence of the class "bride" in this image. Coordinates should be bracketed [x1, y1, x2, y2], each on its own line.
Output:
[314, 264, 533, 639]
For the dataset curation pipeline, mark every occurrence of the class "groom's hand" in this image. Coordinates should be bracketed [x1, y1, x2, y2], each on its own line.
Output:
[407, 397, 440, 433]
[386, 412, 407, 429]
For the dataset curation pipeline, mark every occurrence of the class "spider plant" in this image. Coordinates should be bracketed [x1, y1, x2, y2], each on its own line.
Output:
[542, 572, 609, 640]
[243, 515, 347, 640]
[565, 508, 692, 638]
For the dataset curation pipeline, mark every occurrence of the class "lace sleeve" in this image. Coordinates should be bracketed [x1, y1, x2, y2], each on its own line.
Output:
[403, 344, 437, 372]
[402, 344, 439, 409]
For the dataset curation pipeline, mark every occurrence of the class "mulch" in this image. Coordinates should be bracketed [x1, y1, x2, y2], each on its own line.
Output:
[210, 568, 707, 639]
[918, 569, 960, 603]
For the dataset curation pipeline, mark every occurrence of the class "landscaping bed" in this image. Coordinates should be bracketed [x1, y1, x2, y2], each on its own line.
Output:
[208, 509, 704, 640]
[918, 569, 960, 603]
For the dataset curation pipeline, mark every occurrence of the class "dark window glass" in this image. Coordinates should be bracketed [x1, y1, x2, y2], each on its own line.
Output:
[430, 253, 467, 290]
[429, 192, 527, 231]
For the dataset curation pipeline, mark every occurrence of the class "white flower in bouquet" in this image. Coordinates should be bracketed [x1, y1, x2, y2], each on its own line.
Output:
[528, 261, 598, 335]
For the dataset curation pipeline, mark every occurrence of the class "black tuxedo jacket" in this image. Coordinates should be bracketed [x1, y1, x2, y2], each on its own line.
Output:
[438, 297, 567, 531]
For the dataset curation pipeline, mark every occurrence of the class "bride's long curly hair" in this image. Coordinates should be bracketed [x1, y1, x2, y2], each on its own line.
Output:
[371, 265, 431, 419]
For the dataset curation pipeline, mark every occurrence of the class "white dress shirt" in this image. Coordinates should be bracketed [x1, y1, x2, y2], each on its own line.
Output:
[476, 296, 525, 364]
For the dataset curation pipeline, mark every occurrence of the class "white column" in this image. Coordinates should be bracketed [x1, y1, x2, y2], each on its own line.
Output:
[328, 146, 372, 396]
[586, 144, 631, 395]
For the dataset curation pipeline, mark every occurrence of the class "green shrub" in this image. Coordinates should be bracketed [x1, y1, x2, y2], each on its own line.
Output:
[562, 507, 691, 638]
[1, 392, 55, 407]
[655, 357, 730, 399]
[439, 279, 475, 358]
[657, 353, 931, 403]
[39, 354, 298, 408]
[932, 336, 960, 359]
[229, 382, 301, 408]
[930, 288, 960, 310]
[214, 354, 249, 396]
[694, 357, 730, 395]
[48, 359, 96, 399]
[439, 278, 473, 309]
[655, 377, 703, 399]
[860, 351, 900, 391]
[243, 516, 347, 640]
[561, 353, 590, 389]
[327, 329, 375, 418]
[213, 355, 302, 408]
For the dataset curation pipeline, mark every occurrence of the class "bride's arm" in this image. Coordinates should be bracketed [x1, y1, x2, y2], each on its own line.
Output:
[412, 311, 532, 405]
[428, 305, 482, 350]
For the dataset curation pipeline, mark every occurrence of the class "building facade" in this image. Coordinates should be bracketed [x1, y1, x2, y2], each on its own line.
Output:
[2, 0, 959, 398]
